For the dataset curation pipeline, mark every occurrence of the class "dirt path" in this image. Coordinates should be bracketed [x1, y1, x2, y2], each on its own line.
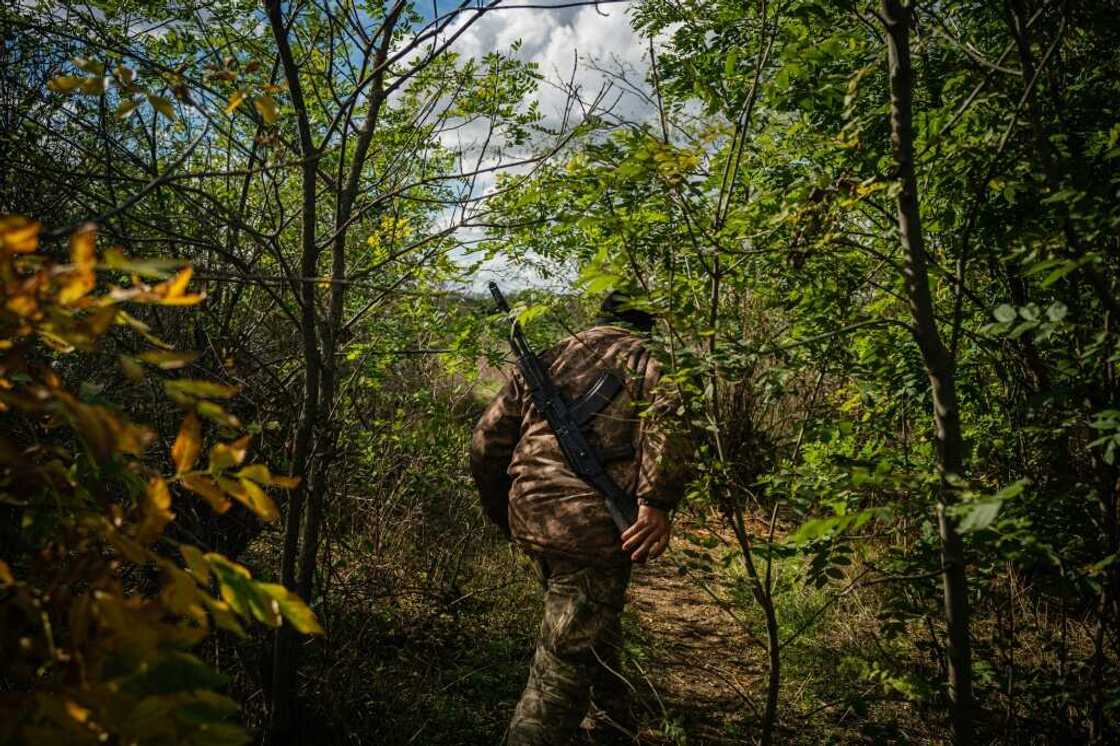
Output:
[627, 531, 764, 745]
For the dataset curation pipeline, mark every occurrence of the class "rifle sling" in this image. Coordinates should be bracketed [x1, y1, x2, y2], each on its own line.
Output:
[525, 374, 638, 531]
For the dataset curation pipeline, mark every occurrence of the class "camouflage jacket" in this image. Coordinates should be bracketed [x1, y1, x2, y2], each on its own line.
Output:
[470, 324, 688, 564]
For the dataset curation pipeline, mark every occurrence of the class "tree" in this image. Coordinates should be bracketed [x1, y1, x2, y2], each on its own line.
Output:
[878, 1, 971, 738]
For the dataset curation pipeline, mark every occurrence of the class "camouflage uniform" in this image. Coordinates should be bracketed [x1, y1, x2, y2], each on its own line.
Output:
[506, 556, 632, 745]
[471, 323, 687, 745]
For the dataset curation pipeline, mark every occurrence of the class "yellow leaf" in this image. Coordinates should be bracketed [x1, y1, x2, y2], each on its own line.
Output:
[270, 474, 302, 489]
[180, 543, 211, 585]
[208, 434, 251, 472]
[137, 477, 174, 543]
[160, 266, 193, 298]
[0, 559, 13, 586]
[65, 700, 91, 724]
[254, 95, 279, 124]
[0, 216, 41, 253]
[161, 566, 207, 622]
[258, 583, 323, 634]
[114, 64, 136, 88]
[225, 90, 248, 115]
[218, 477, 279, 522]
[201, 595, 246, 636]
[79, 76, 106, 94]
[59, 224, 97, 304]
[196, 400, 241, 429]
[119, 354, 145, 382]
[164, 379, 239, 400]
[59, 272, 95, 305]
[74, 57, 106, 75]
[48, 74, 84, 94]
[116, 97, 141, 119]
[240, 478, 279, 522]
[147, 93, 176, 120]
[157, 292, 206, 306]
[150, 477, 172, 510]
[69, 223, 96, 264]
[6, 294, 38, 317]
[235, 464, 270, 484]
[172, 412, 202, 474]
[182, 474, 231, 513]
[137, 349, 200, 369]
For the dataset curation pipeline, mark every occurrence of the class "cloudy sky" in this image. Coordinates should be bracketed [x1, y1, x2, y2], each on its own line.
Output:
[423, 1, 656, 291]
[443, 1, 652, 124]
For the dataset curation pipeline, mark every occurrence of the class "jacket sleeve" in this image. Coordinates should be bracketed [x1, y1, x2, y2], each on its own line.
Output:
[469, 371, 524, 536]
[634, 361, 690, 511]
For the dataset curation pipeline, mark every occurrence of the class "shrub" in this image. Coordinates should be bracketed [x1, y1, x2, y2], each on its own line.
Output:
[0, 217, 320, 745]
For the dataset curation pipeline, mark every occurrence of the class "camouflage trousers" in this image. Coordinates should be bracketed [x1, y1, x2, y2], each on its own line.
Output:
[506, 555, 633, 746]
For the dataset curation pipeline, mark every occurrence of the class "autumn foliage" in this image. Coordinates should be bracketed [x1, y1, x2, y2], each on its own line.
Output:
[0, 217, 319, 745]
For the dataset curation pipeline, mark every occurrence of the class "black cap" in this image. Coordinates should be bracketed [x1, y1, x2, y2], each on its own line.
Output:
[596, 290, 654, 332]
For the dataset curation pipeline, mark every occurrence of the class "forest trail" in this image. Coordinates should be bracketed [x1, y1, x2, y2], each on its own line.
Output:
[625, 527, 762, 745]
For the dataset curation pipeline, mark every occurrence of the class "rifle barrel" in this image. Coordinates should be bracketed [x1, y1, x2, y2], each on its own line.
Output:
[488, 281, 510, 313]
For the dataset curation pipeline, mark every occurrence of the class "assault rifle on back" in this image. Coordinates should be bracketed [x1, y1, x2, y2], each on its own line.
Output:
[488, 282, 638, 532]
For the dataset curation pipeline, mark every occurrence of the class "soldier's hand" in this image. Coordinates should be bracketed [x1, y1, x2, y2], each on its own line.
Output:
[621, 504, 671, 563]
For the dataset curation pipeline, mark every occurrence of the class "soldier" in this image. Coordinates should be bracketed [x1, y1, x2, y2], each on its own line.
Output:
[470, 290, 689, 745]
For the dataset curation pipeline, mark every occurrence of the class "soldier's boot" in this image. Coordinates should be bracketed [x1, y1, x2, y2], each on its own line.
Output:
[580, 701, 639, 744]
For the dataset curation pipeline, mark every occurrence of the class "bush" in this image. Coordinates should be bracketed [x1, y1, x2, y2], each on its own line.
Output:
[0, 217, 320, 745]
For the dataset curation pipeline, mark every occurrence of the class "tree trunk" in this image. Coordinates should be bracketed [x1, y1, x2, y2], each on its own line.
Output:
[729, 506, 779, 746]
[881, 2, 974, 742]
[293, 1, 402, 604]
[266, 0, 322, 740]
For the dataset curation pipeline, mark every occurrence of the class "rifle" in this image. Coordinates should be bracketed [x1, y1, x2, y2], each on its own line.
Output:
[488, 282, 638, 532]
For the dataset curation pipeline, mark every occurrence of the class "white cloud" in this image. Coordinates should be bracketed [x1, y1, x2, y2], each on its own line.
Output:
[447, 1, 655, 133]
[429, 1, 656, 291]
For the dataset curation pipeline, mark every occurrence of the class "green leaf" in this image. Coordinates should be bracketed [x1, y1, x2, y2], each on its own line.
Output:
[1041, 260, 1079, 287]
[164, 380, 239, 399]
[515, 303, 548, 327]
[122, 652, 227, 696]
[102, 247, 185, 277]
[993, 304, 1016, 323]
[176, 691, 242, 725]
[205, 554, 277, 625]
[958, 500, 1002, 533]
[258, 583, 324, 634]
[180, 544, 211, 585]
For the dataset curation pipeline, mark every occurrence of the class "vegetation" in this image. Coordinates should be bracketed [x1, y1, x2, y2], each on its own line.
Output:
[2, 0, 1118, 743]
